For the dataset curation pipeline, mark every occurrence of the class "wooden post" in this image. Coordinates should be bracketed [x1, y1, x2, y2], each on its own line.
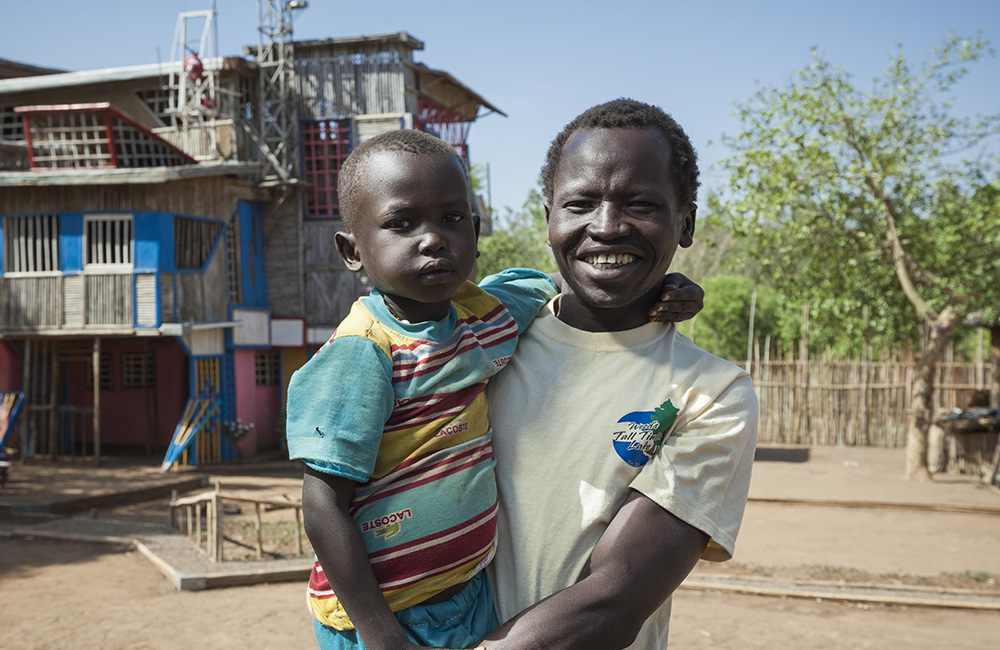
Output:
[22, 339, 32, 455]
[206, 497, 214, 556]
[746, 286, 757, 378]
[92, 338, 101, 467]
[799, 304, 811, 444]
[859, 306, 870, 447]
[255, 502, 263, 559]
[761, 335, 771, 442]
[214, 480, 223, 561]
[294, 507, 303, 555]
[49, 342, 59, 456]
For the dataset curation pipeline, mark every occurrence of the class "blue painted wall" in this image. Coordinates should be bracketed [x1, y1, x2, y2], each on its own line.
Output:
[239, 201, 268, 308]
[59, 213, 84, 272]
[133, 211, 170, 272]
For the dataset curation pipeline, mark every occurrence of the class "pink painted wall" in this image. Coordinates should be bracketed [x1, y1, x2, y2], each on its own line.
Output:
[233, 349, 282, 457]
[0, 341, 22, 392]
[66, 340, 187, 449]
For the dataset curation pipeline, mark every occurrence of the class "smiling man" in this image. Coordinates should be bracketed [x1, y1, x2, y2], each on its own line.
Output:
[481, 99, 759, 649]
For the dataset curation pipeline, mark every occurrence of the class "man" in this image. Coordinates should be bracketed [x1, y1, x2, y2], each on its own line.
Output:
[482, 99, 759, 649]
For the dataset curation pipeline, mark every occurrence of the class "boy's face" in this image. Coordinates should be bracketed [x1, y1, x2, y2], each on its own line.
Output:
[545, 126, 695, 332]
[335, 151, 478, 323]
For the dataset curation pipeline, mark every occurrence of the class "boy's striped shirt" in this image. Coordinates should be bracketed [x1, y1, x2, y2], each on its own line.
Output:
[286, 269, 557, 630]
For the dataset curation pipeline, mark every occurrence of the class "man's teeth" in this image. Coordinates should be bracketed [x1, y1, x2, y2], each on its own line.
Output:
[584, 253, 636, 267]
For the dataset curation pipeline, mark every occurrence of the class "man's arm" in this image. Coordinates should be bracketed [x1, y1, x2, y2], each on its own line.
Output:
[480, 491, 708, 650]
[302, 467, 424, 650]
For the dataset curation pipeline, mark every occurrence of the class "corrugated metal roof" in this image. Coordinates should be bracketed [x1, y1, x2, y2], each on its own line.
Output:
[0, 58, 247, 96]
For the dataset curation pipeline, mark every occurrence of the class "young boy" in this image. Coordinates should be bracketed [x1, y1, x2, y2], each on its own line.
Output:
[285, 129, 701, 650]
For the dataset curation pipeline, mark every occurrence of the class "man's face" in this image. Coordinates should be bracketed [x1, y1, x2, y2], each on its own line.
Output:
[336, 151, 478, 323]
[546, 126, 695, 331]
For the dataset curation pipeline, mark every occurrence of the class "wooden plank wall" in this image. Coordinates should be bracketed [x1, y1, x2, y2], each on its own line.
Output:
[262, 193, 302, 318]
[0, 177, 259, 221]
[175, 249, 228, 324]
[153, 120, 239, 161]
[85, 274, 132, 326]
[295, 43, 412, 119]
[1, 178, 259, 330]
[0, 276, 61, 328]
[301, 219, 365, 327]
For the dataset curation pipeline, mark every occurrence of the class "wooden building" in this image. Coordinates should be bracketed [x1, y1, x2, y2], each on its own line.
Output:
[0, 29, 503, 467]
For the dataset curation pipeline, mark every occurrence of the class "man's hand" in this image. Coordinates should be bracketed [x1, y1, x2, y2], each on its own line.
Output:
[649, 272, 704, 322]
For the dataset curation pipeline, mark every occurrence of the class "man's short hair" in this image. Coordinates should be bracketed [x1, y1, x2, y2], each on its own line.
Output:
[338, 129, 465, 229]
[540, 98, 700, 207]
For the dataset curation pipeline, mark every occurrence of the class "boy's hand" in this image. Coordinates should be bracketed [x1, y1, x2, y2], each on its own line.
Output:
[648, 272, 704, 323]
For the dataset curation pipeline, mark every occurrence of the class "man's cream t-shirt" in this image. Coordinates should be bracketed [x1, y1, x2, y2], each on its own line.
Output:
[487, 301, 758, 648]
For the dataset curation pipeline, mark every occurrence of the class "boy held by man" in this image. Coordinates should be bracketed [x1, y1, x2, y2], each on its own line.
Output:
[285, 129, 702, 650]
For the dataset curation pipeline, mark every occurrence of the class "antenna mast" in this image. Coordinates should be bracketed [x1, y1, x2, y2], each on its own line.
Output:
[168, 9, 218, 128]
[256, 1, 307, 184]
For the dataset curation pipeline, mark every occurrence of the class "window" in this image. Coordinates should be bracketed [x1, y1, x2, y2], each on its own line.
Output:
[175, 216, 222, 270]
[136, 88, 172, 124]
[226, 217, 242, 305]
[85, 353, 113, 390]
[0, 105, 25, 143]
[84, 215, 133, 269]
[301, 119, 351, 218]
[254, 351, 280, 386]
[122, 353, 155, 388]
[3, 215, 59, 273]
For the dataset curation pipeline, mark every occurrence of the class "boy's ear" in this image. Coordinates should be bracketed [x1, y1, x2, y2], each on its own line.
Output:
[335, 231, 364, 272]
[679, 202, 697, 249]
[473, 213, 481, 242]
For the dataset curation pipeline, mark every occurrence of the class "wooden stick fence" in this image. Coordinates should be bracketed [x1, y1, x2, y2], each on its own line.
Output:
[170, 481, 304, 562]
[743, 343, 995, 449]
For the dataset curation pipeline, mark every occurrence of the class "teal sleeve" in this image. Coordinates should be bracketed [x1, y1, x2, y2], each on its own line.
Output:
[285, 335, 394, 482]
[479, 268, 558, 332]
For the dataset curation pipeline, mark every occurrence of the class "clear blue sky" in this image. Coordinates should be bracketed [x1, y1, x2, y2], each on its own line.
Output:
[4, 0, 998, 214]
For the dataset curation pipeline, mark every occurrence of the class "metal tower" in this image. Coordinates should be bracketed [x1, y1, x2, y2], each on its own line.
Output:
[255, 1, 307, 184]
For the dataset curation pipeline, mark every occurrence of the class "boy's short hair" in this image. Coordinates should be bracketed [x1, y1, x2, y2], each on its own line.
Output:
[338, 129, 466, 229]
[540, 98, 700, 207]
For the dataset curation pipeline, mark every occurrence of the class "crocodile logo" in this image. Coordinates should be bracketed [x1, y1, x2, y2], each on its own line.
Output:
[374, 522, 401, 540]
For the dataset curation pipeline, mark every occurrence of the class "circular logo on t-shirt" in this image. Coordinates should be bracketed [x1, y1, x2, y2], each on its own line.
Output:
[611, 400, 679, 467]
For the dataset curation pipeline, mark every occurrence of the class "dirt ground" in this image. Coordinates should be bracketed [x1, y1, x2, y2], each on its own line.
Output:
[2, 446, 999, 649]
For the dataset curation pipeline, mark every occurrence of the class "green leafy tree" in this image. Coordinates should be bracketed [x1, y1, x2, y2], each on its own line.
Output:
[671, 198, 751, 280]
[476, 188, 556, 280]
[716, 33, 1000, 479]
[687, 276, 781, 361]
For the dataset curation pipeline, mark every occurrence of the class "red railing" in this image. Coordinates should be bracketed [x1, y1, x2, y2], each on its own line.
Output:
[415, 95, 471, 161]
[15, 103, 196, 170]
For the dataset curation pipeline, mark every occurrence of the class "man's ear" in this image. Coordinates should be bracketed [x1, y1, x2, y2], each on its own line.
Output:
[679, 202, 697, 249]
[335, 231, 364, 272]
[544, 202, 552, 245]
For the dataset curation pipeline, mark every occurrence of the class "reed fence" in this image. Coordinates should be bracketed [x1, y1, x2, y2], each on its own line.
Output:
[741, 341, 995, 449]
